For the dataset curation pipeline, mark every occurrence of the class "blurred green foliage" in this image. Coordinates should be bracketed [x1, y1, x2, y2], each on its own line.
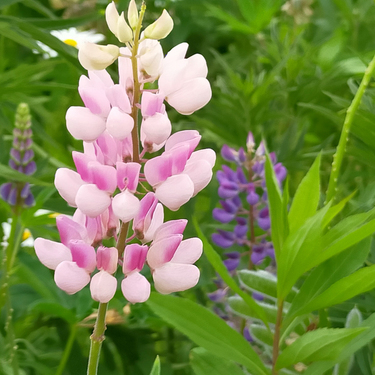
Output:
[1, 0, 375, 374]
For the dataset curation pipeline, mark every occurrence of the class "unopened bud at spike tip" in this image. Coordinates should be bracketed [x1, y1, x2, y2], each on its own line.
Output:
[144, 9, 173, 40]
[117, 12, 133, 43]
[128, 0, 138, 29]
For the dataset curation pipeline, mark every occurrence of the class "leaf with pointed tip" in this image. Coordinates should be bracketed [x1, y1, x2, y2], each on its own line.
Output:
[149, 356, 160, 375]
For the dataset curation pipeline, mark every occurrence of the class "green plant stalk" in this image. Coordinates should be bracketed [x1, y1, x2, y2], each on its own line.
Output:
[87, 303, 108, 375]
[86, 4, 146, 375]
[272, 300, 284, 375]
[56, 324, 77, 375]
[326, 53, 375, 203]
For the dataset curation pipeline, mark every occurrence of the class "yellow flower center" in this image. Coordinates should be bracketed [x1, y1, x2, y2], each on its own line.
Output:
[64, 39, 78, 48]
[22, 229, 31, 241]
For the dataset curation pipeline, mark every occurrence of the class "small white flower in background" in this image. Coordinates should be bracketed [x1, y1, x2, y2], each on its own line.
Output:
[35, 28, 105, 58]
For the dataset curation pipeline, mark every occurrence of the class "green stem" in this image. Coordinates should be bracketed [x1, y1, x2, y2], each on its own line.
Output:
[56, 324, 77, 375]
[325, 53, 375, 203]
[272, 301, 284, 375]
[87, 303, 108, 375]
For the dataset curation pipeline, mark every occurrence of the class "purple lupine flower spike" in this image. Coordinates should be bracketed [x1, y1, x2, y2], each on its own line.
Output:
[0, 103, 36, 208]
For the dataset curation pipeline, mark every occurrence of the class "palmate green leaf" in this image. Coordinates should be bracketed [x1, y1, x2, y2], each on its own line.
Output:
[287, 264, 375, 318]
[286, 239, 371, 321]
[190, 347, 245, 375]
[288, 154, 321, 233]
[146, 293, 269, 375]
[305, 313, 375, 374]
[276, 328, 366, 370]
[149, 356, 160, 375]
[264, 153, 288, 262]
[228, 296, 278, 324]
[238, 270, 297, 303]
[193, 219, 269, 326]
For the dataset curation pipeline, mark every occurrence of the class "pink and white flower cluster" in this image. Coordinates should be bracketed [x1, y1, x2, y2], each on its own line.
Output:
[34, 1, 215, 304]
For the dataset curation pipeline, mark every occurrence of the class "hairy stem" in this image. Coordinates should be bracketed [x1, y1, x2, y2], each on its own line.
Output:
[272, 300, 284, 375]
[87, 303, 108, 375]
[56, 324, 77, 375]
[325, 53, 375, 203]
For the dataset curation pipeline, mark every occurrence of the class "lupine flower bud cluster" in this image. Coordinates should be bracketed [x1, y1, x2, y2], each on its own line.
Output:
[0, 103, 36, 208]
[34, 1, 215, 305]
[209, 134, 287, 340]
[212, 133, 286, 269]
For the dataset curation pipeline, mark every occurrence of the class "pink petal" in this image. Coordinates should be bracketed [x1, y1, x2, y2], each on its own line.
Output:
[141, 112, 171, 147]
[34, 238, 72, 270]
[165, 130, 201, 153]
[121, 272, 150, 303]
[106, 84, 131, 113]
[73, 209, 98, 245]
[75, 184, 111, 218]
[155, 174, 194, 211]
[54, 261, 90, 294]
[147, 234, 182, 269]
[153, 263, 200, 294]
[171, 238, 203, 264]
[141, 91, 165, 117]
[54, 168, 85, 207]
[69, 240, 96, 273]
[88, 162, 117, 193]
[133, 192, 158, 235]
[143, 203, 164, 243]
[167, 78, 212, 115]
[123, 243, 148, 274]
[78, 75, 111, 117]
[90, 270, 117, 303]
[111, 190, 140, 222]
[106, 107, 134, 140]
[116, 162, 141, 192]
[66, 106, 106, 142]
[118, 47, 133, 90]
[188, 148, 216, 168]
[163, 42, 188, 68]
[170, 144, 190, 175]
[158, 59, 188, 96]
[97, 246, 118, 274]
[56, 215, 89, 246]
[184, 54, 208, 79]
[88, 70, 114, 89]
[183, 159, 213, 196]
[153, 219, 187, 242]
[144, 153, 172, 186]
[72, 151, 95, 183]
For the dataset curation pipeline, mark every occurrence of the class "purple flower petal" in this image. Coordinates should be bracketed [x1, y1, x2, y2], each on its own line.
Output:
[223, 258, 239, 271]
[10, 149, 21, 163]
[221, 145, 237, 162]
[20, 183, 30, 199]
[8, 187, 17, 205]
[224, 251, 240, 259]
[220, 199, 238, 214]
[212, 208, 235, 223]
[238, 147, 246, 163]
[218, 181, 239, 199]
[208, 289, 227, 302]
[212, 231, 235, 248]
[24, 161, 36, 175]
[24, 192, 35, 207]
[0, 183, 13, 201]
[243, 327, 254, 343]
[22, 150, 34, 164]
[236, 167, 247, 185]
[258, 207, 270, 231]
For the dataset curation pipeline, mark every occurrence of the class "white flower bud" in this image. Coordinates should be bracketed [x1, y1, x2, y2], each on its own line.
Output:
[117, 12, 133, 43]
[78, 43, 120, 70]
[105, 2, 119, 36]
[128, 0, 139, 30]
[144, 9, 173, 40]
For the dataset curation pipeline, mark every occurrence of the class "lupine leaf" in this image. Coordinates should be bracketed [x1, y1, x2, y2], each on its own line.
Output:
[276, 328, 366, 370]
[250, 325, 274, 347]
[288, 154, 321, 233]
[286, 239, 370, 320]
[190, 347, 245, 375]
[0, 164, 52, 186]
[264, 153, 288, 262]
[194, 219, 269, 326]
[305, 313, 375, 374]
[149, 356, 160, 375]
[147, 293, 268, 375]
[286, 264, 375, 318]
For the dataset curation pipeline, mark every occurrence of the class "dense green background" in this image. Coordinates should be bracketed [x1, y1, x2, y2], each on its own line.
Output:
[2, 0, 375, 374]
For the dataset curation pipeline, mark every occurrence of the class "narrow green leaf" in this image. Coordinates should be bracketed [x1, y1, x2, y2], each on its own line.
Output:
[228, 296, 278, 324]
[0, 0, 22, 8]
[286, 239, 370, 320]
[277, 204, 330, 300]
[194, 219, 269, 326]
[29, 301, 76, 324]
[288, 154, 321, 233]
[147, 293, 268, 375]
[250, 325, 274, 347]
[238, 270, 297, 303]
[149, 356, 160, 375]
[276, 328, 366, 370]
[322, 191, 356, 228]
[287, 264, 375, 317]
[305, 313, 375, 374]
[265, 153, 288, 262]
[190, 348, 244, 375]
[0, 164, 52, 186]
[0, 21, 42, 51]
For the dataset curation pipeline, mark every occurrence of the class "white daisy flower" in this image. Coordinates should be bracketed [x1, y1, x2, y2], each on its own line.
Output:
[35, 27, 105, 58]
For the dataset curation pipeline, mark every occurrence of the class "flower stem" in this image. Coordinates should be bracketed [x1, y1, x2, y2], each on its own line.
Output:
[272, 300, 283, 375]
[325, 53, 375, 203]
[246, 152, 255, 270]
[87, 303, 108, 375]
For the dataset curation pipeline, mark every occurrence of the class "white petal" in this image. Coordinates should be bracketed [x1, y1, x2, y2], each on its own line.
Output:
[90, 270, 117, 303]
[75, 184, 111, 218]
[171, 238, 203, 264]
[34, 238, 72, 270]
[112, 190, 140, 222]
[121, 272, 150, 303]
[54, 168, 85, 206]
[54, 261, 90, 294]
